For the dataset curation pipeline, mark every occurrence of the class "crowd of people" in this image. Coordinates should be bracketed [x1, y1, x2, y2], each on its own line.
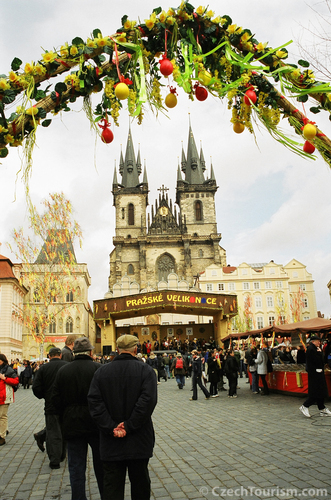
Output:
[1, 333, 331, 499]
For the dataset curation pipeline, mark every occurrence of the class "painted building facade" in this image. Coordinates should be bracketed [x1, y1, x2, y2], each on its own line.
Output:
[199, 259, 318, 332]
[0, 255, 27, 361]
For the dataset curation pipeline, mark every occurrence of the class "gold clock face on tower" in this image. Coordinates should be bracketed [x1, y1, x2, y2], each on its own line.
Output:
[159, 206, 168, 216]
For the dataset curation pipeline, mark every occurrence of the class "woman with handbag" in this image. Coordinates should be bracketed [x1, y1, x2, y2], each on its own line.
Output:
[0, 354, 19, 445]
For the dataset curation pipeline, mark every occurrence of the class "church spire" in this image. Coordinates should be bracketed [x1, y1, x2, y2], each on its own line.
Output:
[120, 127, 140, 188]
[200, 141, 206, 172]
[183, 124, 205, 185]
[210, 161, 216, 181]
[112, 162, 118, 188]
[143, 162, 148, 184]
[177, 161, 183, 181]
[181, 142, 187, 173]
[136, 144, 142, 175]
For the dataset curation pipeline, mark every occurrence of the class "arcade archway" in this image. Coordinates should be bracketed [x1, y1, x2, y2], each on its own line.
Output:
[94, 289, 237, 352]
[1, 3, 331, 172]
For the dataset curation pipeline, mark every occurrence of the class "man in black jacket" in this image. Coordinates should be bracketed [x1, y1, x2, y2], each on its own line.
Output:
[60, 334, 77, 362]
[299, 335, 331, 418]
[52, 337, 103, 500]
[189, 350, 210, 401]
[32, 347, 67, 469]
[88, 334, 157, 500]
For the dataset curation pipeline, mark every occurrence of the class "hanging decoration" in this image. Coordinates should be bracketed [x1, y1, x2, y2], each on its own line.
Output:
[165, 86, 178, 108]
[194, 82, 208, 101]
[1, 1, 331, 174]
[98, 117, 114, 144]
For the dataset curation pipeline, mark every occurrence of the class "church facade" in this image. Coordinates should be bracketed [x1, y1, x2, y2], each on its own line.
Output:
[109, 125, 227, 296]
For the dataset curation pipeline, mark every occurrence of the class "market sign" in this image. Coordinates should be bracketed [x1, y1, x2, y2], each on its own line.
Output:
[43, 336, 67, 343]
[94, 290, 237, 321]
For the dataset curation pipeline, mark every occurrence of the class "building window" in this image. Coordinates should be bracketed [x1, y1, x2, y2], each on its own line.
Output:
[66, 317, 73, 333]
[121, 207, 125, 219]
[218, 283, 224, 291]
[255, 296, 262, 308]
[228, 282, 235, 291]
[253, 282, 260, 290]
[276, 281, 282, 289]
[303, 316, 310, 321]
[195, 200, 202, 221]
[49, 319, 56, 334]
[279, 315, 286, 325]
[257, 317, 264, 329]
[242, 268, 248, 275]
[303, 298, 308, 308]
[268, 316, 275, 326]
[128, 264, 134, 275]
[270, 268, 275, 275]
[293, 271, 298, 278]
[128, 203, 134, 225]
[265, 281, 271, 289]
[299, 284, 306, 291]
[266, 296, 274, 308]
[211, 270, 217, 276]
[206, 283, 213, 292]
[198, 249, 203, 257]
[66, 290, 73, 302]
[243, 282, 250, 290]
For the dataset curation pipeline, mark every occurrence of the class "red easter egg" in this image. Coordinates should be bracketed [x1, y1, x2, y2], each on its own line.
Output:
[303, 140, 315, 154]
[244, 89, 257, 106]
[160, 58, 173, 76]
[195, 85, 208, 101]
[101, 127, 114, 144]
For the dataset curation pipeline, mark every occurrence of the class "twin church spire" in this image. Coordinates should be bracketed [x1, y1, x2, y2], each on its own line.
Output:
[112, 124, 216, 192]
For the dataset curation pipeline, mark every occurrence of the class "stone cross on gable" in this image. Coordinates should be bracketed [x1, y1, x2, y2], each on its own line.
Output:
[157, 185, 169, 197]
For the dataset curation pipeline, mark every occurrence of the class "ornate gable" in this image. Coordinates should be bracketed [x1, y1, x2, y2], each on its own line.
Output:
[148, 186, 186, 235]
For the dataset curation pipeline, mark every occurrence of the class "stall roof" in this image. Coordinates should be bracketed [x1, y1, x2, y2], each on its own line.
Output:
[273, 317, 331, 334]
[223, 317, 331, 342]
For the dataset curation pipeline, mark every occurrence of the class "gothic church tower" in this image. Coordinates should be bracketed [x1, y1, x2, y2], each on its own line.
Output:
[108, 125, 226, 295]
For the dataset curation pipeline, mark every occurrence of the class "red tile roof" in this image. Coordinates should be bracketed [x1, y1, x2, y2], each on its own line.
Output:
[0, 255, 16, 279]
[223, 266, 237, 273]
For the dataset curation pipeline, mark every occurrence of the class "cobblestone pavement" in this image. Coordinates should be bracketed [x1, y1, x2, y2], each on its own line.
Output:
[1, 376, 331, 500]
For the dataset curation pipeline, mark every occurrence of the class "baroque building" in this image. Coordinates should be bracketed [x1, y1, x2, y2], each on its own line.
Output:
[199, 259, 318, 331]
[108, 125, 227, 296]
[0, 255, 27, 360]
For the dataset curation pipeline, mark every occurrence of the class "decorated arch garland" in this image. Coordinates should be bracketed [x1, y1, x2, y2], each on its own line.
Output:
[1, 1, 331, 171]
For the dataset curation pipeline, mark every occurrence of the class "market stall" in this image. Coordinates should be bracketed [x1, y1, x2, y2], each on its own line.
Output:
[228, 317, 331, 396]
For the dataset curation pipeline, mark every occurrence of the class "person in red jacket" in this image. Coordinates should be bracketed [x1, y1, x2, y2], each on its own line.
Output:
[0, 353, 19, 446]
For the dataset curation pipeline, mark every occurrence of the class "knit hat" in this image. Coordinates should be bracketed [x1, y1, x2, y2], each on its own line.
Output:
[73, 337, 94, 353]
[116, 334, 139, 350]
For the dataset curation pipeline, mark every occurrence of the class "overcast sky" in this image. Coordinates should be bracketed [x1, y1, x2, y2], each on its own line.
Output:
[1, 0, 330, 317]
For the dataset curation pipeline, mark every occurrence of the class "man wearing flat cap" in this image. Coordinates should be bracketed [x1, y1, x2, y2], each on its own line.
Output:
[299, 334, 331, 418]
[52, 337, 103, 499]
[88, 334, 157, 500]
[32, 347, 68, 469]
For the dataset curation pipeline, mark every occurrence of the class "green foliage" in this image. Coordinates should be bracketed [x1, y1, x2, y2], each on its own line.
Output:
[11, 57, 22, 71]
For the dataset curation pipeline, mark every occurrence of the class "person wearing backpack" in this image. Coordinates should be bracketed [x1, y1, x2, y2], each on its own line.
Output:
[170, 353, 187, 389]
